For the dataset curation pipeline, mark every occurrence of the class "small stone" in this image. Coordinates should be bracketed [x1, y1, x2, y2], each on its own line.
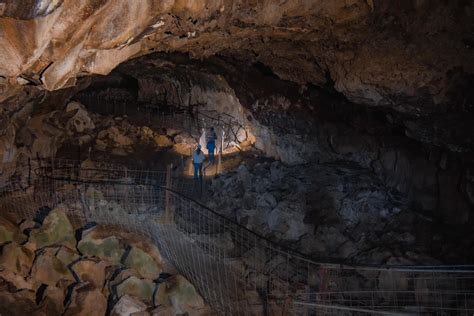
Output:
[107, 126, 133, 146]
[111, 294, 148, 316]
[64, 282, 107, 316]
[71, 258, 107, 290]
[154, 275, 205, 314]
[29, 207, 76, 250]
[123, 246, 162, 280]
[55, 245, 81, 265]
[35, 286, 66, 316]
[153, 135, 173, 147]
[0, 242, 34, 276]
[30, 247, 75, 287]
[78, 227, 126, 265]
[116, 275, 155, 303]
[0, 268, 34, 290]
[0, 216, 27, 245]
[0, 287, 36, 315]
[65, 102, 95, 134]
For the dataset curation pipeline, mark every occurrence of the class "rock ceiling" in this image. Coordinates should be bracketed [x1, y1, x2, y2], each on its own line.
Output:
[0, 0, 473, 115]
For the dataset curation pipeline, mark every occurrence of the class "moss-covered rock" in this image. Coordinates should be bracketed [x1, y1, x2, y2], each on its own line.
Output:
[55, 245, 80, 265]
[78, 231, 125, 265]
[29, 207, 76, 249]
[116, 275, 155, 303]
[155, 275, 205, 314]
[123, 246, 162, 280]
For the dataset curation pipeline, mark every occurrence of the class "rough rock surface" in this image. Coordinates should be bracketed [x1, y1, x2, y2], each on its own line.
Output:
[124, 246, 162, 280]
[0, 213, 209, 315]
[0, 216, 27, 245]
[155, 275, 206, 315]
[111, 294, 148, 316]
[0, 1, 472, 116]
[78, 230, 125, 265]
[30, 247, 75, 287]
[29, 207, 76, 250]
[64, 283, 108, 316]
[208, 160, 472, 264]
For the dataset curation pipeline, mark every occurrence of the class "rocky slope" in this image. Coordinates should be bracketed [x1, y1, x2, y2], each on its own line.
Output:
[0, 209, 210, 315]
[0, 1, 473, 115]
[208, 160, 474, 264]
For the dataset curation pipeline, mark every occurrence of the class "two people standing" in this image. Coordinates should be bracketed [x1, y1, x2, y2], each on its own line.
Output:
[192, 127, 218, 180]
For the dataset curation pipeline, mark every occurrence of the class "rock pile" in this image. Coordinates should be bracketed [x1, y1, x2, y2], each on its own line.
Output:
[208, 160, 471, 264]
[0, 209, 210, 315]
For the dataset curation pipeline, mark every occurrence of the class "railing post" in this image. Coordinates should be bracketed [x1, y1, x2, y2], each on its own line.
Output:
[165, 163, 173, 223]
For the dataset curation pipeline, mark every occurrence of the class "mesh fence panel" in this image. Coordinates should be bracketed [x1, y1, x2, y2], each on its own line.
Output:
[1, 159, 473, 315]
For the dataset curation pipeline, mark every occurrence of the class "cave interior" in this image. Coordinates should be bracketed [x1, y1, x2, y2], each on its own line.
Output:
[0, 1, 473, 315]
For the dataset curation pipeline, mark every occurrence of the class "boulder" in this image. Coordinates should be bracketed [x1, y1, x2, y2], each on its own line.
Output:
[111, 294, 148, 316]
[236, 164, 252, 188]
[107, 126, 133, 147]
[78, 227, 126, 265]
[35, 285, 66, 316]
[30, 247, 75, 287]
[0, 216, 27, 245]
[0, 268, 34, 290]
[64, 282, 108, 316]
[123, 246, 162, 280]
[116, 275, 155, 303]
[154, 275, 205, 315]
[71, 258, 107, 289]
[256, 192, 277, 210]
[266, 201, 311, 241]
[0, 286, 36, 315]
[65, 102, 95, 134]
[29, 207, 76, 250]
[55, 245, 81, 265]
[0, 242, 34, 276]
[153, 135, 173, 147]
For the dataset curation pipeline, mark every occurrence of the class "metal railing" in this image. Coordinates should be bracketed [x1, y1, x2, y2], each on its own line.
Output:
[1, 160, 473, 315]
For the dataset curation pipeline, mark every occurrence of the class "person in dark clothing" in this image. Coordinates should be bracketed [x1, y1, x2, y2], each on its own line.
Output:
[206, 127, 217, 164]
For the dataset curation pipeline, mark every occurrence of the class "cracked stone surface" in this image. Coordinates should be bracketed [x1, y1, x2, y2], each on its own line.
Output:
[0, 0, 472, 114]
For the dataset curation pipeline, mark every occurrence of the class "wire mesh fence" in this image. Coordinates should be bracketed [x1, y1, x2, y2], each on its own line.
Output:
[1, 160, 474, 315]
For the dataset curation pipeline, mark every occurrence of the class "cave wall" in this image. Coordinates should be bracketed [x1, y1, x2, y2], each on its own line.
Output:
[69, 53, 474, 226]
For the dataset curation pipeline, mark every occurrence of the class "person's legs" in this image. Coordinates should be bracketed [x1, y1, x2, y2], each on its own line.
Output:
[198, 163, 203, 180]
[209, 150, 214, 164]
[207, 145, 215, 164]
[193, 163, 199, 179]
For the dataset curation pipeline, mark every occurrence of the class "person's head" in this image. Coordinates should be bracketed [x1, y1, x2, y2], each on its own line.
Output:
[196, 144, 201, 152]
[210, 127, 214, 132]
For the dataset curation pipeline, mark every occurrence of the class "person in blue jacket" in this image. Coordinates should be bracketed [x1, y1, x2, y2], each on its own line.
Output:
[206, 127, 217, 164]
